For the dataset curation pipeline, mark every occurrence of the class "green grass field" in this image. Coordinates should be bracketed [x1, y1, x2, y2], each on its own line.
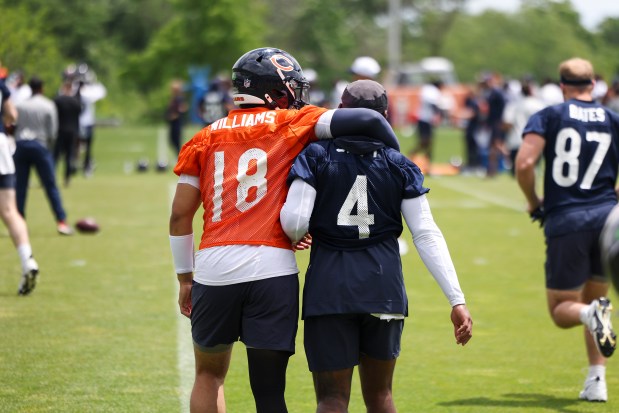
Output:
[0, 124, 617, 412]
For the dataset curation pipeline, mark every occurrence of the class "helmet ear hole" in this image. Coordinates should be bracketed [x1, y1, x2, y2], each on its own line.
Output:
[269, 89, 289, 109]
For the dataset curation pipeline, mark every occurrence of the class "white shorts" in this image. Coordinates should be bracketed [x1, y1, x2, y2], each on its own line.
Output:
[0, 133, 16, 175]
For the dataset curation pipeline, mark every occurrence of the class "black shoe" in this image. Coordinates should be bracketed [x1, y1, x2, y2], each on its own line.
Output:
[17, 258, 39, 296]
[585, 298, 617, 357]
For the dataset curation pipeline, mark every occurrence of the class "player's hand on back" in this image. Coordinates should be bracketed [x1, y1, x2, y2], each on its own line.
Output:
[292, 233, 312, 252]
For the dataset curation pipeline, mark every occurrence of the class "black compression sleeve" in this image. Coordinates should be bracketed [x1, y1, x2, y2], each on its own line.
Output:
[247, 348, 290, 413]
[330, 108, 400, 151]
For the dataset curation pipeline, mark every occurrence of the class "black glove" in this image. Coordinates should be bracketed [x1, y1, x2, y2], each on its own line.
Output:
[530, 206, 545, 227]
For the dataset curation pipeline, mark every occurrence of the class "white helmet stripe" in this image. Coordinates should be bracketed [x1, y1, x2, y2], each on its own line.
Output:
[232, 93, 266, 106]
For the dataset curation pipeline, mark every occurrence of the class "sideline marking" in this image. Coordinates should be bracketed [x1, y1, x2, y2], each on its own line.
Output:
[431, 178, 525, 212]
[169, 182, 193, 412]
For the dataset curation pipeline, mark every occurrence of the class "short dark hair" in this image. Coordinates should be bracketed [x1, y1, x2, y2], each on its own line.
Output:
[340, 80, 388, 115]
[28, 76, 43, 93]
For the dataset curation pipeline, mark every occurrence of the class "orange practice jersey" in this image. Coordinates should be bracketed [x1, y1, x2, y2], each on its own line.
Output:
[174, 105, 328, 250]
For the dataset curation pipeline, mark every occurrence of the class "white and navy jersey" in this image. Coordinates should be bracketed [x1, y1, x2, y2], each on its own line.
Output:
[287, 139, 428, 317]
[524, 99, 619, 217]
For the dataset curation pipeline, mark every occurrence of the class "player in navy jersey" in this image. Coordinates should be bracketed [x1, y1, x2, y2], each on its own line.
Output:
[281, 80, 472, 412]
[515, 57, 617, 402]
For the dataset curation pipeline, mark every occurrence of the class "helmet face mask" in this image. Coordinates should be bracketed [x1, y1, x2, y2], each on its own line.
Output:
[232, 47, 310, 109]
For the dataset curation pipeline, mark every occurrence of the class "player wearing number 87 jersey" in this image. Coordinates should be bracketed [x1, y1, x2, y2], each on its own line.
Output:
[516, 57, 618, 402]
[169, 47, 400, 413]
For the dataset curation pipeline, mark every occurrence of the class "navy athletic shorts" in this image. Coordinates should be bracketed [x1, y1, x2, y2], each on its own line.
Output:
[545, 230, 607, 290]
[417, 120, 433, 141]
[191, 274, 299, 353]
[0, 173, 15, 189]
[304, 313, 403, 372]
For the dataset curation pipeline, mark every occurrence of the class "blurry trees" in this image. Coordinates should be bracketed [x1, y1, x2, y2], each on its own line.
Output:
[443, 5, 592, 82]
[0, 2, 64, 89]
[2, 0, 619, 122]
[125, 0, 267, 92]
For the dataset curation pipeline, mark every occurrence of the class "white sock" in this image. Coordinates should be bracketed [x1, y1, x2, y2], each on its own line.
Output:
[579, 304, 592, 326]
[17, 243, 32, 272]
[587, 365, 606, 381]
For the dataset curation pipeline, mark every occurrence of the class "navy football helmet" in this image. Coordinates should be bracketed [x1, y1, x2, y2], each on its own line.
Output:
[231, 47, 310, 109]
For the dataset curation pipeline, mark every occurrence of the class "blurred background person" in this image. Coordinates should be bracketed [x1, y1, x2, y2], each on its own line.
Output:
[304, 69, 328, 107]
[165, 79, 188, 157]
[66, 63, 106, 178]
[602, 80, 619, 113]
[409, 79, 443, 171]
[502, 81, 544, 175]
[0, 61, 7, 81]
[1, 71, 39, 295]
[539, 77, 564, 107]
[460, 85, 483, 174]
[6, 70, 32, 105]
[481, 72, 507, 177]
[13, 77, 73, 235]
[53, 80, 82, 187]
[330, 56, 381, 109]
[198, 76, 233, 127]
[592, 74, 608, 103]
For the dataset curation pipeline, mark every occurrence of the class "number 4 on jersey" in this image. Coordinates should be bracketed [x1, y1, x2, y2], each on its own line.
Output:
[338, 175, 375, 239]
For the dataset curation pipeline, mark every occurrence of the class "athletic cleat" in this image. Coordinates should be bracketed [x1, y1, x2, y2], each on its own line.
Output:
[17, 257, 39, 296]
[579, 376, 607, 402]
[584, 298, 616, 358]
[57, 221, 74, 236]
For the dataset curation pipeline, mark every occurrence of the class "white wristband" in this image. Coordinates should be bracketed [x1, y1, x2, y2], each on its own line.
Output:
[169, 234, 195, 274]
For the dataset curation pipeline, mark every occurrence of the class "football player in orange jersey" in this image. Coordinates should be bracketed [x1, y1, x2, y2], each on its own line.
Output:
[169, 47, 400, 413]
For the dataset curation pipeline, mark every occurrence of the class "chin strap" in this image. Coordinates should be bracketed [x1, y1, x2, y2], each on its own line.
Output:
[264, 92, 290, 109]
[264, 93, 278, 109]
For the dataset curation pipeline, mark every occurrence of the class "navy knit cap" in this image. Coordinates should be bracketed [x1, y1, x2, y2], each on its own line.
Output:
[340, 80, 388, 113]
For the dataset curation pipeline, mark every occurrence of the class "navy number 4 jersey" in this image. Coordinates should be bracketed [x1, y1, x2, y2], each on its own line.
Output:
[288, 140, 428, 248]
[287, 139, 428, 317]
[524, 99, 619, 216]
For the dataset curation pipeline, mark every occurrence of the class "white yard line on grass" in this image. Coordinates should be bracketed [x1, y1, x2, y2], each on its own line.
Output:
[169, 182, 193, 413]
[176, 297, 193, 413]
[431, 178, 525, 212]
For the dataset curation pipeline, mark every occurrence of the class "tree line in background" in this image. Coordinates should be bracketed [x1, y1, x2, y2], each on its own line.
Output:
[1, 0, 618, 123]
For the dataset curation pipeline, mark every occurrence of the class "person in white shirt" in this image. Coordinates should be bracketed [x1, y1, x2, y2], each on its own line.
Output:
[502, 82, 545, 174]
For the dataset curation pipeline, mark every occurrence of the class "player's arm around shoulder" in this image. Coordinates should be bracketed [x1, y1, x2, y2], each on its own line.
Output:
[319, 108, 400, 150]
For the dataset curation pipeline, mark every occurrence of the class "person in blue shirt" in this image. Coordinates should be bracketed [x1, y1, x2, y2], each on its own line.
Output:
[281, 80, 472, 412]
[516, 57, 618, 402]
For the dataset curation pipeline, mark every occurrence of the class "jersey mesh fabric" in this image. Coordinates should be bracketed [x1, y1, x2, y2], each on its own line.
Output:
[174, 105, 327, 250]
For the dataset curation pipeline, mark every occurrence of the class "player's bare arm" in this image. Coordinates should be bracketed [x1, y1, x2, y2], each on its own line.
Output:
[169, 183, 201, 317]
[515, 133, 545, 212]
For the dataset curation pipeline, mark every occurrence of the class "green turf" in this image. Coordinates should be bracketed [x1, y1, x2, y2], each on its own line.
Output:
[0, 124, 617, 412]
